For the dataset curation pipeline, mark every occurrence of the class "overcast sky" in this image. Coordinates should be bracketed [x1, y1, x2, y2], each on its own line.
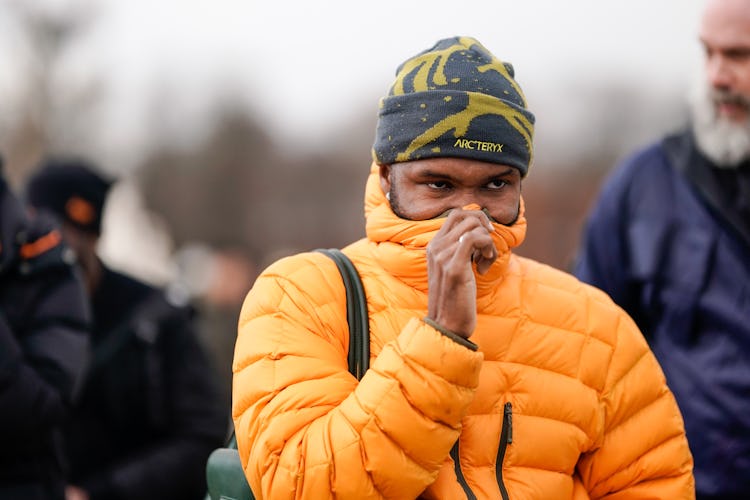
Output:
[0, 0, 708, 169]
[241, 0, 708, 139]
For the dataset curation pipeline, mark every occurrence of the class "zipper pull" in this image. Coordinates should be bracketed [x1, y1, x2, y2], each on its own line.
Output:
[504, 402, 513, 444]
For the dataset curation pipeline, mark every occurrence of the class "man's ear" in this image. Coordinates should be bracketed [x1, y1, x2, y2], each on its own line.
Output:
[378, 164, 392, 198]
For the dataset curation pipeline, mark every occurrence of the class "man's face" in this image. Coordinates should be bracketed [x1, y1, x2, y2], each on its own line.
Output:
[59, 221, 98, 275]
[699, 0, 750, 122]
[378, 157, 522, 225]
[691, 0, 750, 166]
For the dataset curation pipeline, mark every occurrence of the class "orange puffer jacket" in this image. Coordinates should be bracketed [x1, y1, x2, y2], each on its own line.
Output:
[233, 164, 694, 499]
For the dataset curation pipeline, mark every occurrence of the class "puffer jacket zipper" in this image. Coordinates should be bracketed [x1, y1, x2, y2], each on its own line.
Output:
[451, 402, 513, 499]
[451, 440, 477, 499]
[495, 402, 513, 499]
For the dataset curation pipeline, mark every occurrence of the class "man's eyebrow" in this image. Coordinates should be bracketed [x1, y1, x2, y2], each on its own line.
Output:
[700, 37, 750, 54]
[415, 169, 452, 179]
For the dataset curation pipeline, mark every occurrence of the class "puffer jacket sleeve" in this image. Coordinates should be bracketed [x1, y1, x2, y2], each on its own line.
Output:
[232, 252, 483, 499]
[575, 294, 694, 498]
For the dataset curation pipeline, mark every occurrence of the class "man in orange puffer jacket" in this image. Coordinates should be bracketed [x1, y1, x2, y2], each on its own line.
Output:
[233, 36, 695, 499]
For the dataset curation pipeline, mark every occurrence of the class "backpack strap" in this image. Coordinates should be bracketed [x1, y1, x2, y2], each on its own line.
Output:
[206, 249, 370, 500]
[315, 248, 370, 380]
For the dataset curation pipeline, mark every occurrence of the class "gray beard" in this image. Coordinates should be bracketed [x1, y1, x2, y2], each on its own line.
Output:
[689, 80, 750, 168]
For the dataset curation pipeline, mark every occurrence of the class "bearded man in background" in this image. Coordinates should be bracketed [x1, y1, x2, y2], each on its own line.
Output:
[575, 0, 750, 498]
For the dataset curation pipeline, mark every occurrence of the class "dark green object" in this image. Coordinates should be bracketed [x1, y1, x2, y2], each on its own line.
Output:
[205, 447, 250, 500]
[205, 248, 369, 500]
[318, 248, 370, 380]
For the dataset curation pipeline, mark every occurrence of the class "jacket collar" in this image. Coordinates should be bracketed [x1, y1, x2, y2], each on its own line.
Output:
[664, 128, 750, 248]
[363, 162, 526, 294]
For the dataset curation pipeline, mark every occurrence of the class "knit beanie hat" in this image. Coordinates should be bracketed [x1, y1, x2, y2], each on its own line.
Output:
[25, 159, 113, 235]
[372, 36, 535, 176]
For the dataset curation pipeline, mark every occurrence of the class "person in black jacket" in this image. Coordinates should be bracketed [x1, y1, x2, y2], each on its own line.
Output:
[0, 157, 90, 499]
[25, 159, 229, 500]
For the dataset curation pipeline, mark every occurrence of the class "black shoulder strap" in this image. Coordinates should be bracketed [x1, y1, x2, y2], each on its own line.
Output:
[212, 250, 370, 500]
[315, 248, 370, 380]
[223, 249, 369, 448]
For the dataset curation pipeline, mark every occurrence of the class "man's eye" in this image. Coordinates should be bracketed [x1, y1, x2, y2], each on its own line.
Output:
[428, 181, 450, 189]
[487, 179, 507, 189]
[727, 48, 750, 62]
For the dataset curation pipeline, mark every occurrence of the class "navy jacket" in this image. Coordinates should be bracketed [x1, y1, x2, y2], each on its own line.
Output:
[0, 171, 90, 499]
[575, 129, 750, 498]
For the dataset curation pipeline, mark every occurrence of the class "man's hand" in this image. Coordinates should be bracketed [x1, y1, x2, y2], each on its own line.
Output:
[426, 204, 497, 338]
[66, 485, 90, 500]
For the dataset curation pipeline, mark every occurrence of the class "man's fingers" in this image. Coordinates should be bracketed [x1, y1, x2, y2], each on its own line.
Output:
[431, 207, 498, 274]
[442, 207, 493, 234]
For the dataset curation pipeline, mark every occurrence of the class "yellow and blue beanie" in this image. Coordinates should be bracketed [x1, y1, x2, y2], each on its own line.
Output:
[372, 36, 535, 176]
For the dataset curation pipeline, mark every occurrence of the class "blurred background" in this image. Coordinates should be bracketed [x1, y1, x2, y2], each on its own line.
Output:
[0, 0, 706, 404]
